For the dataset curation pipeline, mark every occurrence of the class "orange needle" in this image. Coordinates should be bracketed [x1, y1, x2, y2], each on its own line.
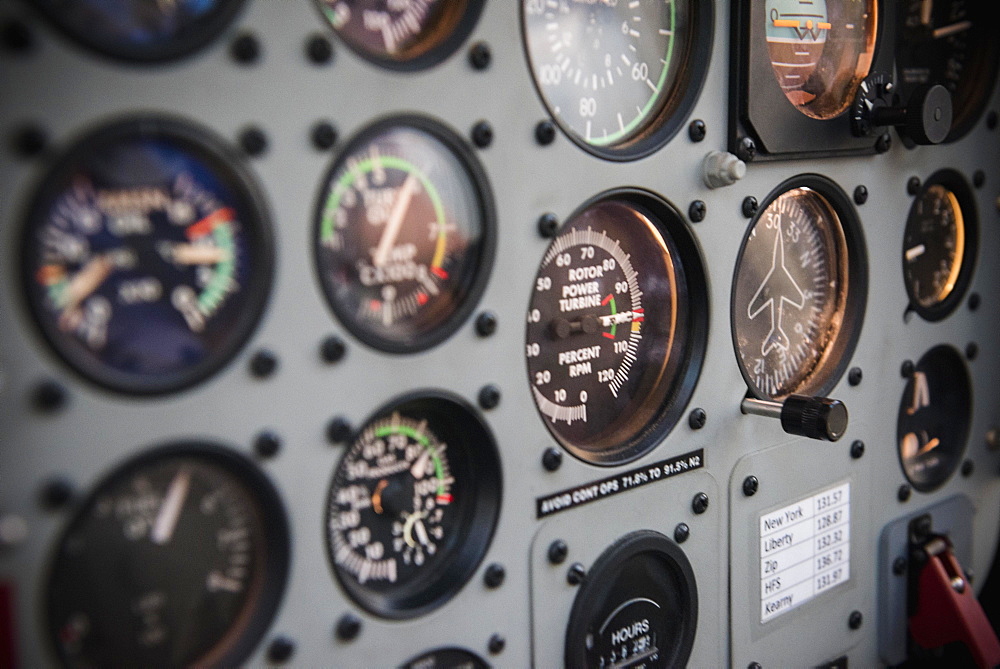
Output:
[774, 19, 800, 28]
[918, 437, 941, 455]
[371, 479, 388, 514]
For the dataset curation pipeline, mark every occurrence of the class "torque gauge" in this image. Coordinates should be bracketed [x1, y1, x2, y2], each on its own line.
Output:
[314, 117, 494, 353]
[525, 190, 707, 465]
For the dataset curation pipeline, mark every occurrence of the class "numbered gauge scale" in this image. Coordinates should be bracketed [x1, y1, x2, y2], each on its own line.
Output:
[526, 190, 707, 465]
[316, 0, 486, 70]
[45, 444, 289, 667]
[314, 116, 494, 353]
[21, 117, 273, 395]
[522, 0, 713, 160]
[325, 393, 501, 619]
[731, 177, 867, 400]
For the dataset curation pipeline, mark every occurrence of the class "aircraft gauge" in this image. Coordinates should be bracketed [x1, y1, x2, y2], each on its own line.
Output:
[315, 0, 485, 70]
[897, 345, 971, 493]
[732, 176, 867, 400]
[314, 116, 494, 353]
[325, 393, 501, 619]
[21, 116, 273, 395]
[522, 0, 713, 160]
[525, 190, 707, 465]
[46, 443, 289, 667]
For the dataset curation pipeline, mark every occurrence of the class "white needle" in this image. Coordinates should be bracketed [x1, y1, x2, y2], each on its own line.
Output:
[169, 244, 231, 266]
[905, 244, 926, 261]
[933, 20, 972, 39]
[63, 255, 114, 312]
[151, 467, 191, 545]
[414, 517, 429, 546]
[920, 0, 934, 26]
[373, 174, 418, 268]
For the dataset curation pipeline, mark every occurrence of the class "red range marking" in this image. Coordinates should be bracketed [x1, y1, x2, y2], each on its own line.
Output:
[633, 308, 645, 322]
[369, 299, 382, 311]
[436, 493, 453, 504]
[185, 207, 235, 240]
[35, 265, 64, 286]
[602, 332, 616, 339]
[430, 266, 448, 280]
[601, 294, 613, 306]
[416, 293, 429, 306]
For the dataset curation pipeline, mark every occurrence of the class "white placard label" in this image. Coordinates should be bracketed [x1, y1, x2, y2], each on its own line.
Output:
[759, 482, 850, 624]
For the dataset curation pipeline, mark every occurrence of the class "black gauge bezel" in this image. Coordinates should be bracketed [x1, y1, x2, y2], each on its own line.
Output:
[314, 0, 486, 72]
[565, 530, 698, 668]
[43, 441, 291, 668]
[731, 174, 869, 400]
[525, 188, 709, 466]
[325, 390, 502, 620]
[896, 345, 972, 493]
[399, 647, 489, 669]
[903, 169, 978, 322]
[28, 0, 248, 64]
[312, 114, 496, 355]
[19, 115, 275, 397]
[894, 1, 1000, 143]
[729, 0, 896, 161]
[520, 0, 714, 162]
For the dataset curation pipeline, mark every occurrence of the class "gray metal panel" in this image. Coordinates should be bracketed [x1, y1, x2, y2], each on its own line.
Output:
[0, 0, 997, 666]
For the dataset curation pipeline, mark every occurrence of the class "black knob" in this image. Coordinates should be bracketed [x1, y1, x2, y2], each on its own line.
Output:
[780, 395, 848, 442]
[872, 84, 952, 145]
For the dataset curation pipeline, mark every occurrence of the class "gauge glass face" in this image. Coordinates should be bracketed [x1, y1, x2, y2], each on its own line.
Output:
[897, 346, 971, 492]
[326, 395, 500, 618]
[32, 0, 246, 62]
[526, 195, 703, 465]
[317, 0, 477, 67]
[903, 184, 965, 310]
[565, 532, 697, 669]
[401, 648, 489, 669]
[765, 0, 878, 119]
[898, 0, 1000, 141]
[23, 119, 272, 395]
[732, 187, 850, 399]
[523, 0, 693, 153]
[315, 120, 491, 353]
[47, 447, 288, 667]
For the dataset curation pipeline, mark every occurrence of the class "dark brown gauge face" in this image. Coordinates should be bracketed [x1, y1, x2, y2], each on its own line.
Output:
[325, 394, 501, 619]
[46, 445, 289, 668]
[315, 0, 483, 69]
[765, 0, 878, 119]
[902, 171, 977, 321]
[525, 191, 706, 465]
[897, 0, 1000, 142]
[897, 345, 971, 493]
[565, 531, 697, 669]
[732, 180, 865, 400]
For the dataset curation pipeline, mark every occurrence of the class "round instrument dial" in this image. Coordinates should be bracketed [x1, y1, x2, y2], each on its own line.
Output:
[565, 531, 697, 669]
[46, 444, 289, 667]
[314, 117, 494, 353]
[903, 172, 977, 321]
[325, 394, 501, 618]
[765, 0, 878, 119]
[401, 648, 489, 669]
[316, 0, 485, 69]
[732, 179, 866, 400]
[526, 191, 706, 465]
[522, 0, 712, 160]
[22, 117, 273, 395]
[897, 345, 971, 493]
[32, 0, 247, 62]
[897, 0, 1000, 142]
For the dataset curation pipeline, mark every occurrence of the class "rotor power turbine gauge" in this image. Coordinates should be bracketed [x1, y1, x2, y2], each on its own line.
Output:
[525, 190, 707, 465]
[522, 0, 713, 160]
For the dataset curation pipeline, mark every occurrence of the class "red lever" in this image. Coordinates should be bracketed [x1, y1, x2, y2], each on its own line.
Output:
[908, 536, 1000, 669]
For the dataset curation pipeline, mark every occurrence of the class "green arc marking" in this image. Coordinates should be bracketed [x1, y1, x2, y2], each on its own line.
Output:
[375, 423, 447, 495]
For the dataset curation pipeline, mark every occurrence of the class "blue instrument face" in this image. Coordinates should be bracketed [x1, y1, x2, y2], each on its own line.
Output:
[32, 0, 246, 62]
[22, 118, 272, 394]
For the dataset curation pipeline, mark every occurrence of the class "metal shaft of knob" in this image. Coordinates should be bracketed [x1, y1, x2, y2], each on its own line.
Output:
[742, 395, 849, 442]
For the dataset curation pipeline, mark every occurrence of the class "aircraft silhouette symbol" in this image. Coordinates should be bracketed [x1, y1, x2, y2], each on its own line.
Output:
[747, 225, 806, 356]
